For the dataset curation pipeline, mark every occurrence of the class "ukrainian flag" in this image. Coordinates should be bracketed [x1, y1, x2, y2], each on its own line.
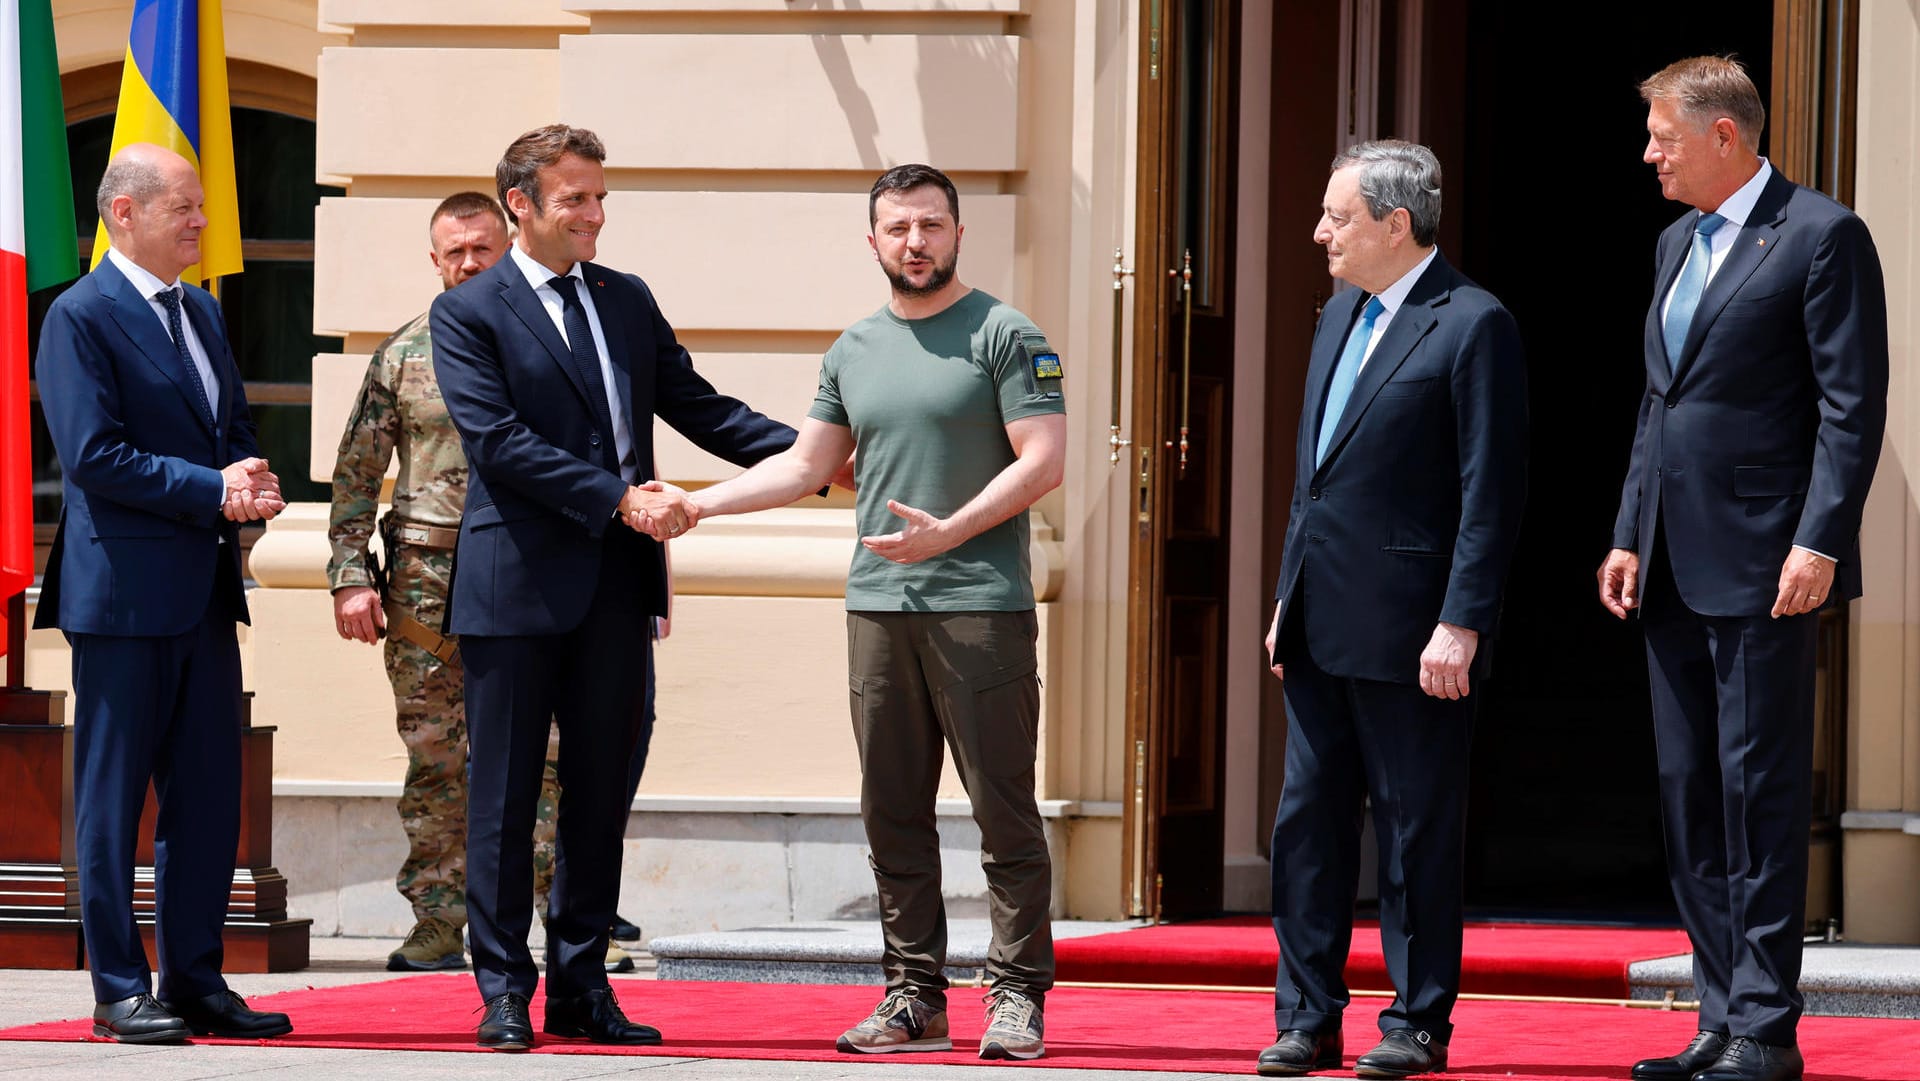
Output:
[89, 0, 240, 284]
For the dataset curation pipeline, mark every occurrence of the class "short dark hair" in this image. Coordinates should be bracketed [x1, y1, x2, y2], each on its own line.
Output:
[428, 191, 509, 241]
[497, 125, 607, 218]
[1640, 55, 1766, 151]
[868, 163, 959, 226]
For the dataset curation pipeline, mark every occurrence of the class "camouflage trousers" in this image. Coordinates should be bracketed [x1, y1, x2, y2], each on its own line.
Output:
[385, 549, 562, 927]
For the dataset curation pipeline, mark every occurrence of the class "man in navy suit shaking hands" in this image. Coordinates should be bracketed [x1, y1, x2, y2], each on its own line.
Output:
[1599, 57, 1887, 1081]
[1257, 140, 1527, 1079]
[430, 125, 798, 1051]
[35, 144, 293, 1044]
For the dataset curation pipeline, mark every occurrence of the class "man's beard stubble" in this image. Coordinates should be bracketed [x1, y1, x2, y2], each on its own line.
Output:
[883, 250, 958, 299]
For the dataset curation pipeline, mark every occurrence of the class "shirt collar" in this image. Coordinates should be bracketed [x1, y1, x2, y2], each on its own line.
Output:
[1708, 158, 1773, 228]
[106, 246, 179, 299]
[1373, 246, 1439, 317]
[510, 243, 582, 292]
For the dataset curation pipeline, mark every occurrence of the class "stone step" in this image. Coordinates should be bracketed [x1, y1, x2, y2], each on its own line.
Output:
[650, 919, 1140, 985]
[1630, 944, 1920, 1019]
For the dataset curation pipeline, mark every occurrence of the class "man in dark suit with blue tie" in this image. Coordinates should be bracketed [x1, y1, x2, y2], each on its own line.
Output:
[1256, 140, 1527, 1079]
[430, 125, 798, 1051]
[1599, 57, 1887, 1081]
[34, 144, 293, 1044]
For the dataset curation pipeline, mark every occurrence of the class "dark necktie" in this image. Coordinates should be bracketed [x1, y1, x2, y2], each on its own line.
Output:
[1662, 211, 1729, 361]
[154, 287, 215, 427]
[544, 275, 619, 473]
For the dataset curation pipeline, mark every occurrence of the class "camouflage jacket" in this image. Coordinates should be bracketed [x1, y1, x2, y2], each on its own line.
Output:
[325, 311, 469, 593]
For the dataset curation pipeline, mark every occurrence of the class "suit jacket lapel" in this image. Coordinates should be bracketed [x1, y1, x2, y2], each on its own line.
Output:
[1304, 290, 1364, 456]
[1315, 258, 1446, 472]
[586, 265, 636, 435]
[97, 261, 216, 434]
[1648, 225, 1690, 385]
[1671, 173, 1790, 384]
[500, 269, 594, 409]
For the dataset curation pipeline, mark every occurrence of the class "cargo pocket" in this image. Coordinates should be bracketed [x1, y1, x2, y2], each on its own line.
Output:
[963, 660, 1041, 779]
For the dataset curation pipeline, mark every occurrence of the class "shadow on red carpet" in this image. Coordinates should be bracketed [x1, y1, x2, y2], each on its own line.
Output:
[0, 975, 1911, 1079]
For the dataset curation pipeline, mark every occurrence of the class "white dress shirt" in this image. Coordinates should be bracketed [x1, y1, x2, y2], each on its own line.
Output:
[107, 246, 219, 408]
[509, 244, 636, 483]
[1354, 246, 1439, 375]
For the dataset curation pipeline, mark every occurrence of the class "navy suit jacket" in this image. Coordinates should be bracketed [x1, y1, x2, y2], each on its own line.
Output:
[1272, 251, 1528, 684]
[1612, 171, 1888, 617]
[34, 256, 256, 637]
[430, 256, 795, 637]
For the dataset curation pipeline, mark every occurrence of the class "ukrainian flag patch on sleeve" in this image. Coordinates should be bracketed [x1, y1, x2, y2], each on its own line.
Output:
[1022, 334, 1064, 381]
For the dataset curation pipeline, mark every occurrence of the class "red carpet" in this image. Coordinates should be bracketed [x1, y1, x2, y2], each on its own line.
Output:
[2, 976, 1914, 1079]
[1056, 917, 1696, 999]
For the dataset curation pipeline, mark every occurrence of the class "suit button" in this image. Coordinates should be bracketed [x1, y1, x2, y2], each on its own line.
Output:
[1666, 399, 1679, 409]
[1309, 488, 1321, 500]
[589, 433, 602, 446]
[1308, 534, 1325, 544]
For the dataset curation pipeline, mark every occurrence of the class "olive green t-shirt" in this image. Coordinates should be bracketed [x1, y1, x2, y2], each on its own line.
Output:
[810, 289, 1066, 612]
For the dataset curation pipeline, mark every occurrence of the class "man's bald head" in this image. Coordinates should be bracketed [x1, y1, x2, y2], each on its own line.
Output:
[98, 144, 208, 283]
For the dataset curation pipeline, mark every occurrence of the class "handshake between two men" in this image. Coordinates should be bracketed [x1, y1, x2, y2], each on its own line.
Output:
[618, 480, 696, 540]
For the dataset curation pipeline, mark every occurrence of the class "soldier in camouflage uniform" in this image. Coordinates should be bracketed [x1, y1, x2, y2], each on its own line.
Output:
[326, 193, 635, 973]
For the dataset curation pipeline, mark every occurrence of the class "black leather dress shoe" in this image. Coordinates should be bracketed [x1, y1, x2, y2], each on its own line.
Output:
[476, 992, 534, 1052]
[1692, 1037, 1804, 1081]
[609, 913, 643, 942]
[1256, 1027, 1342, 1076]
[91, 994, 190, 1044]
[157, 989, 292, 1039]
[1353, 1028, 1448, 1079]
[1632, 1030, 1731, 1080]
[544, 987, 662, 1045]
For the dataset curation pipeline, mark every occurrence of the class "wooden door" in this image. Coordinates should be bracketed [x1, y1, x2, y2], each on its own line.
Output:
[1121, 0, 1240, 920]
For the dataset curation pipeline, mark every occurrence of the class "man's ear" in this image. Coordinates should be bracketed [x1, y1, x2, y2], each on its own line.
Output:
[109, 194, 136, 233]
[505, 186, 532, 223]
[866, 232, 879, 261]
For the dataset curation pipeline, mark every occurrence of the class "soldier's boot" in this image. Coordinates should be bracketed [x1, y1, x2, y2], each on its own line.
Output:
[388, 915, 467, 972]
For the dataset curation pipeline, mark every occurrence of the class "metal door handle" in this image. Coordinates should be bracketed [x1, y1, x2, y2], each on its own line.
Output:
[1171, 250, 1193, 475]
[1110, 248, 1135, 465]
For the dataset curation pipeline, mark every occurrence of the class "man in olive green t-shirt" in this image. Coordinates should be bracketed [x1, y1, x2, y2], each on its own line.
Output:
[684, 164, 1066, 1060]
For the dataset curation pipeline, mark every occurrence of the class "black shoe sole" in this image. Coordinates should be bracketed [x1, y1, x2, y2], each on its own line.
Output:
[1257, 1055, 1343, 1077]
[543, 1025, 662, 1045]
[181, 1022, 294, 1039]
[1354, 1063, 1444, 1079]
[91, 1023, 190, 1044]
[478, 1037, 532, 1052]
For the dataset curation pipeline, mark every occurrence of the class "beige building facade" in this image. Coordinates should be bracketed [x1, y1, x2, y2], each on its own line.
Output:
[22, 0, 1920, 943]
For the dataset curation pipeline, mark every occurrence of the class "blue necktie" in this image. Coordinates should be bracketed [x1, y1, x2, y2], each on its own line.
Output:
[1661, 211, 1728, 361]
[1315, 296, 1386, 466]
[545, 275, 620, 474]
[154, 287, 214, 427]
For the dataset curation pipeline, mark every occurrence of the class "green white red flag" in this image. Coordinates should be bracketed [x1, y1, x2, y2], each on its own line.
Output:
[1, 0, 78, 661]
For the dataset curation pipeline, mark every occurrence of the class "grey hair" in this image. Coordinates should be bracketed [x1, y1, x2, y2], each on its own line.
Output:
[1330, 139, 1442, 247]
[95, 156, 169, 230]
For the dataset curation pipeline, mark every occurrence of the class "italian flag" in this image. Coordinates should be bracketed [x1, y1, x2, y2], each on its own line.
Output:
[1, 0, 77, 658]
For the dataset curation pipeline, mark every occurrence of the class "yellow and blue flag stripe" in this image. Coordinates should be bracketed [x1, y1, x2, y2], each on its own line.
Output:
[89, 0, 241, 283]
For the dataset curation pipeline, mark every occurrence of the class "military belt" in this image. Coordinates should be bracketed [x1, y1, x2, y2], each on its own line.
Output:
[392, 521, 459, 550]
[386, 607, 460, 666]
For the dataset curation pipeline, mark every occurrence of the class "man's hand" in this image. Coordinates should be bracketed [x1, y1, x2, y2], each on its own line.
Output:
[221, 458, 284, 522]
[1597, 547, 1641, 619]
[860, 500, 956, 564]
[1265, 600, 1284, 681]
[1773, 548, 1837, 618]
[620, 481, 698, 539]
[333, 585, 385, 644]
[1418, 622, 1479, 700]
